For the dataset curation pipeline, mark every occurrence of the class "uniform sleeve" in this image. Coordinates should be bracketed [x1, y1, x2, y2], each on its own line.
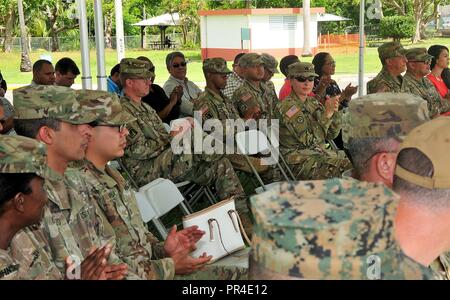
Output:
[233, 88, 258, 119]
[0, 256, 19, 280]
[276, 102, 317, 147]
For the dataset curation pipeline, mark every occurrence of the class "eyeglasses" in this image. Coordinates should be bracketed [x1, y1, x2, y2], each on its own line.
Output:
[172, 62, 187, 68]
[295, 76, 316, 82]
[89, 122, 127, 133]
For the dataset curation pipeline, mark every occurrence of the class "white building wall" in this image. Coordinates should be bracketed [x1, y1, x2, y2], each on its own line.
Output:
[203, 15, 249, 49]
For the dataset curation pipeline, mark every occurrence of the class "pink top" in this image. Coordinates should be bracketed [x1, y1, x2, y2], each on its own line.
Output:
[426, 73, 449, 98]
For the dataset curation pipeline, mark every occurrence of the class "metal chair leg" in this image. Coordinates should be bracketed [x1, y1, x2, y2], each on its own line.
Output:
[152, 218, 168, 239]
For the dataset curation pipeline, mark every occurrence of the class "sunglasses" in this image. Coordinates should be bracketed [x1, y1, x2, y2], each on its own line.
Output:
[89, 122, 127, 133]
[172, 62, 187, 68]
[295, 76, 316, 82]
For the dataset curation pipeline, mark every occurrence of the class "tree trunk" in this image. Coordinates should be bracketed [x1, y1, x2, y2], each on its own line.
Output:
[17, 0, 31, 72]
[50, 31, 59, 52]
[3, 4, 15, 52]
[105, 15, 113, 48]
[412, 15, 421, 43]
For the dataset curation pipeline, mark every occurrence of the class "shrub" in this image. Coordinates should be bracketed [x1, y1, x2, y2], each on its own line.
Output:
[380, 16, 415, 42]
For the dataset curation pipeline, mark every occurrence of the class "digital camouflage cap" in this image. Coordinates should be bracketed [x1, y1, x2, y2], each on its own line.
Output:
[405, 48, 434, 62]
[75, 90, 136, 126]
[238, 53, 264, 68]
[0, 135, 57, 180]
[249, 178, 433, 279]
[378, 42, 407, 62]
[287, 62, 318, 78]
[261, 53, 279, 74]
[13, 85, 97, 124]
[120, 58, 154, 79]
[202, 58, 232, 74]
[395, 117, 450, 189]
[342, 92, 430, 146]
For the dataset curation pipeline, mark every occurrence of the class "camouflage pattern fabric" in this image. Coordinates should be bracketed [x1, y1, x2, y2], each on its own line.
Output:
[249, 178, 435, 279]
[377, 41, 407, 62]
[120, 58, 154, 79]
[13, 85, 96, 124]
[342, 92, 430, 146]
[367, 68, 408, 94]
[202, 58, 232, 74]
[76, 160, 175, 280]
[120, 97, 253, 236]
[403, 72, 450, 118]
[430, 254, 450, 280]
[275, 93, 351, 180]
[261, 53, 279, 74]
[232, 80, 275, 123]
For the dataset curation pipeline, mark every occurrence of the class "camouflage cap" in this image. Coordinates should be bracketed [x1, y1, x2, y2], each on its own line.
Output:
[120, 58, 154, 79]
[405, 48, 434, 62]
[287, 62, 318, 78]
[395, 117, 450, 189]
[0, 135, 57, 181]
[342, 92, 430, 146]
[202, 58, 232, 74]
[250, 179, 431, 279]
[75, 90, 136, 126]
[238, 53, 264, 68]
[378, 42, 407, 62]
[13, 85, 97, 124]
[261, 53, 279, 74]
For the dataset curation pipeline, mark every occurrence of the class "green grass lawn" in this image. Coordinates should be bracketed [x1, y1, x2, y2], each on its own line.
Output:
[1, 37, 449, 85]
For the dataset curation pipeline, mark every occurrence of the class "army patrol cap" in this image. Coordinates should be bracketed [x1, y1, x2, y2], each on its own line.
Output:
[238, 53, 264, 68]
[378, 42, 407, 62]
[75, 90, 136, 126]
[250, 179, 430, 279]
[405, 48, 434, 63]
[13, 85, 97, 124]
[120, 58, 154, 79]
[395, 117, 450, 189]
[287, 62, 318, 78]
[202, 58, 232, 74]
[261, 53, 279, 74]
[0, 135, 57, 181]
[342, 93, 430, 146]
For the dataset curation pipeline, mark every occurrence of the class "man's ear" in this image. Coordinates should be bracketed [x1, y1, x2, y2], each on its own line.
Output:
[12, 193, 25, 214]
[376, 152, 397, 184]
[37, 126, 55, 145]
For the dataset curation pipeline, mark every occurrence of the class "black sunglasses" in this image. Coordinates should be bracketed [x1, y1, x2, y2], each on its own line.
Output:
[172, 62, 187, 68]
[295, 76, 315, 82]
[89, 121, 127, 133]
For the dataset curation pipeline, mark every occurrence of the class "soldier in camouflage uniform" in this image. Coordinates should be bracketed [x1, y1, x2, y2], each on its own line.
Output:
[261, 53, 280, 111]
[343, 95, 449, 279]
[118, 58, 253, 237]
[275, 62, 351, 180]
[76, 89, 248, 280]
[0, 135, 63, 279]
[249, 178, 435, 279]
[232, 53, 276, 122]
[367, 42, 409, 94]
[403, 48, 450, 117]
[12, 85, 132, 279]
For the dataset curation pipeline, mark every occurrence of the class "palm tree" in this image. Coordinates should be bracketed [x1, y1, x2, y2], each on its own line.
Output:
[18, 0, 32, 72]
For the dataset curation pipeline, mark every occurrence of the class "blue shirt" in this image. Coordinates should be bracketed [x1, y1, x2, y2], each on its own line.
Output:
[107, 77, 121, 95]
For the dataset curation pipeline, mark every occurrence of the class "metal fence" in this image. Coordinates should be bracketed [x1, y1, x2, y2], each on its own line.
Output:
[1, 33, 195, 52]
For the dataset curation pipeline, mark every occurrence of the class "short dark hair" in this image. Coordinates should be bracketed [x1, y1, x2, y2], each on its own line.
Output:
[428, 45, 449, 70]
[0, 173, 36, 214]
[345, 137, 399, 179]
[110, 64, 120, 77]
[393, 148, 450, 208]
[55, 57, 80, 76]
[33, 59, 53, 73]
[14, 118, 61, 139]
[312, 52, 331, 77]
[279, 55, 300, 77]
[165, 51, 185, 70]
[234, 53, 246, 65]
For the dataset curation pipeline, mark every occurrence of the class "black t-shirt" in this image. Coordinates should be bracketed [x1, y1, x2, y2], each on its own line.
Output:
[142, 84, 180, 124]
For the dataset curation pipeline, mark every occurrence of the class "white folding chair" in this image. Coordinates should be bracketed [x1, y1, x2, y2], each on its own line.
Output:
[135, 178, 191, 239]
[235, 129, 295, 192]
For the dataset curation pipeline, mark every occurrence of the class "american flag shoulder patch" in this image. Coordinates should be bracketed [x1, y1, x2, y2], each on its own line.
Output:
[285, 105, 300, 118]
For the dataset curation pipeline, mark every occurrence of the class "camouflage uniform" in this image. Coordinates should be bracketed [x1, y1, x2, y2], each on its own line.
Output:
[78, 90, 248, 280]
[403, 48, 450, 118]
[275, 62, 351, 180]
[261, 53, 280, 112]
[119, 58, 253, 236]
[367, 42, 408, 94]
[13, 85, 139, 279]
[232, 53, 275, 123]
[249, 178, 435, 279]
[0, 135, 62, 280]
